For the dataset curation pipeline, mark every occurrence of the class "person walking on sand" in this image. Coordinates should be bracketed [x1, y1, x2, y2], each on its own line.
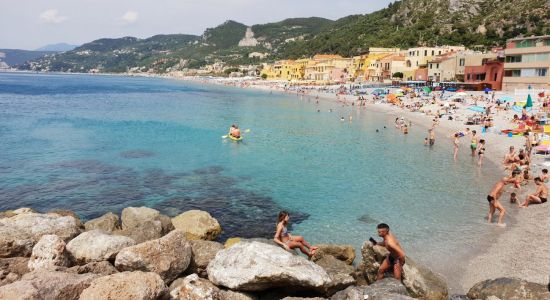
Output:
[453, 133, 459, 160]
[274, 211, 317, 258]
[519, 177, 548, 207]
[370, 223, 406, 280]
[487, 172, 520, 227]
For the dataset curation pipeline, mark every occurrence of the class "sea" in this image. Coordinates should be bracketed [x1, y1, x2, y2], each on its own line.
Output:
[0, 72, 506, 289]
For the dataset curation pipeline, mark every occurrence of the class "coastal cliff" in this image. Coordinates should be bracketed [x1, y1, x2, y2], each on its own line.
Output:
[1, 207, 548, 299]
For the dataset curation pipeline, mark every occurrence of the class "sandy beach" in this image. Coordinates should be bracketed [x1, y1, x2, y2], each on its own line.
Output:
[183, 75, 550, 292]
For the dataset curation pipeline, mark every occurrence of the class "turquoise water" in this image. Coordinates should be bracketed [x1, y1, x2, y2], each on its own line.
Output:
[0, 72, 502, 277]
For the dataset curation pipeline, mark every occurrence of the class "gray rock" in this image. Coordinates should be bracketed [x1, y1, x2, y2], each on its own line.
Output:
[172, 210, 221, 241]
[330, 286, 363, 300]
[0, 212, 81, 257]
[115, 230, 192, 283]
[66, 230, 135, 264]
[448, 295, 469, 300]
[121, 206, 173, 234]
[28, 234, 70, 271]
[207, 241, 331, 292]
[84, 212, 120, 233]
[115, 220, 164, 244]
[79, 271, 168, 300]
[315, 256, 356, 295]
[170, 273, 221, 299]
[282, 298, 327, 300]
[360, 242, 448, 300]
[330, 280, 415, 300]
[467, 277, 550, 300]
[0, 270, 97, 300]
[47, 210, 84, 228]
[0, 208, 36, 218]
[187, 240, 224, 277]
[0, 257, 29, 287]
[66, 261, 118, 275]
[219, 289, 258, 300]
[311, 244, 356, 265]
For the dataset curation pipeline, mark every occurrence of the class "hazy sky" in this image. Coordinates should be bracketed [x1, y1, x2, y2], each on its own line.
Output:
[1, 0, 394, 50]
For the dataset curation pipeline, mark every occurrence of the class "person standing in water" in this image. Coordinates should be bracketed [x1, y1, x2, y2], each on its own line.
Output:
[478, 139, 486, 166]
[487, 172, 520, 226]
[274, 211, 318, 258]
[470, 130, 478, 157]
[370, 223, 406, 280]
[428, 127, 436, 146]
[453, 133, 459, 160]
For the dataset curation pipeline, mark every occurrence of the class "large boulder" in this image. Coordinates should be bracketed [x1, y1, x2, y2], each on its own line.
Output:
[66, 230, 135, 264]
[0, 270, 97, 300]
[79, 271, 168, 300]
[311, 244, 356, 265]
[0, 257, 29, 287]
[0, 212, 81, 257]
[66, 261, 118, 276]
[331, 279, 414, 300]
[170, 273, 221, 299]
[172, 210, 221, 241]
[119, 207, 174, 243]
[28, 234, 70, 271]
[401, 257, 448, 300]
[115, 230, 192, 283]
[207, 241, 331, 292]
[187, 240, 224, 277]
[84, 212, 120, 233]
[315, 256, 356, 295]
[360, 242, 448, 300]
[48, 210, 84, 228]
[219, 289, 258, 300]
[467, 277, 550, 300]
[0, 208, 36, 218]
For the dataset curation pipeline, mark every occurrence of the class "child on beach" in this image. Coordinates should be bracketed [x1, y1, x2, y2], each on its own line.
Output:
[541, 169, 549, 182]
[510, 192, 518, 204]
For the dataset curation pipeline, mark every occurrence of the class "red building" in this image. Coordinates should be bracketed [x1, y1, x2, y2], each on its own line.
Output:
[464, 60, 504, 90]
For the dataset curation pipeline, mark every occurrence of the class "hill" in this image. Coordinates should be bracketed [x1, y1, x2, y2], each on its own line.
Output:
[0, 49, 56, 67]
[19, 0, 550, 72]
[36, 43, 78, 52]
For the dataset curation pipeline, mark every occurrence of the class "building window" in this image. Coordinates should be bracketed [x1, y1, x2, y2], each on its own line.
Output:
[494, 72, 498, 81]
[436, 63, 439, 69]
[482, 58, 489, 65]
[505, 55, 522, 63]
[429, 63, 432, 69]
[521, 53, 549, 62]
[536, 68, 548, 77]
[431, 50, 434, 56]
[517, 40, 535, 48]
[424, 50, 427, 56]
[467, 74, 470, 80]
[438, 51, 442, 55]
[416, 50, 419, 56]
[475, 73, 486, 81]
[504, 70, 521, 77]
[459, 59, 465, 66]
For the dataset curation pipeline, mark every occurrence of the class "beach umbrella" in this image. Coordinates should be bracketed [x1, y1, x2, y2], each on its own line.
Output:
[468, 106, 486, 113]
[525, 94, 533, 108]
[423, 87, 432, 93]
[484, 87, 492, 92]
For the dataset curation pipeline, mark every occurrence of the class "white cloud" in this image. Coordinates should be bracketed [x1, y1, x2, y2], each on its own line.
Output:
[39, 9, 67, 24]
[121, 11, 139, 24]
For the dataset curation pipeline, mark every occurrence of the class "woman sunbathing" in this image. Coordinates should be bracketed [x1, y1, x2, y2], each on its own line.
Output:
[274, 211, 317, 258]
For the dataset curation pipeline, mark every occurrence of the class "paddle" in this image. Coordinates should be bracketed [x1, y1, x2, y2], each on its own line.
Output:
[222, 129, 250, 139]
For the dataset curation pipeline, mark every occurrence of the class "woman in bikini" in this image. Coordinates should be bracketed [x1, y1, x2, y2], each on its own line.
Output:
[453, 133, 459, 161]
[274, 211, 317, 258]
[478, 139, 486, 166]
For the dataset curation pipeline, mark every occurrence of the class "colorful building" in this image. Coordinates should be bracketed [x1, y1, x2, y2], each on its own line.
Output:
[464, 59, 504, 90]
[404, 46, 466, 80]
[503, 35, 550, 91]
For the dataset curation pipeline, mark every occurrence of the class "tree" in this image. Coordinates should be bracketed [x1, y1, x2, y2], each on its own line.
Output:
[392, 72, 403, 79]
[261, 73, 268, 79]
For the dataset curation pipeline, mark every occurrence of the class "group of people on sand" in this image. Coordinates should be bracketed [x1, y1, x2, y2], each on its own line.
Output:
[274, 211, 406, 280]
[486, 136, 549, 227]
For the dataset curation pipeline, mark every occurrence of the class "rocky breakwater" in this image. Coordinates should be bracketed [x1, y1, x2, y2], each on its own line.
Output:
[1, 206, 548, 300]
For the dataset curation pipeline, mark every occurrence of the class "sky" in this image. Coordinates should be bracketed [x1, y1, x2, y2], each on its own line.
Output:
[1, 0, 394, 50]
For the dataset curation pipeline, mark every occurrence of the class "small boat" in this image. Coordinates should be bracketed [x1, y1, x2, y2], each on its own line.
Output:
[228, 134, 243, 142]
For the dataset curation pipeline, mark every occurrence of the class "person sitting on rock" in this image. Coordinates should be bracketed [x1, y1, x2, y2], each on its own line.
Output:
[273, 211, 317, 258]
[370, 223, 406, 280]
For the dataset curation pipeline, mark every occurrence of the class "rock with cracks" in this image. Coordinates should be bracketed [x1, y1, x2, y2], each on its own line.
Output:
[0, 270, 97, 300]
[28, 234, 70, 271]
[79, 271, 167, 300]
[187, 240, 224, 277]
[66, 230, 135, 264]
[84, 212, 120, 233]
[0, 212, 81, 258]
[207, 241, 331, 292]
[467, 277, 550, 300]
[115, 230, 192, 283]
[170, 273, 221, 299]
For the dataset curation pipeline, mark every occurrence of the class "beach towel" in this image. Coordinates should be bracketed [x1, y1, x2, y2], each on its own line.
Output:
[512, 105, 532, 113]
[468, 106, 486, 113]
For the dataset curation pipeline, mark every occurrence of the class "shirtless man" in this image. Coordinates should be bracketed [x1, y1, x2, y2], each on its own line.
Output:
[519, 177, 548, 207]
[487, 172, 520, 226]
[370, 223, 406, 280]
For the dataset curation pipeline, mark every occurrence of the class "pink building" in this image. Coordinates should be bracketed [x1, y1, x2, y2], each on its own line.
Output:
[464, 60, 504, 90]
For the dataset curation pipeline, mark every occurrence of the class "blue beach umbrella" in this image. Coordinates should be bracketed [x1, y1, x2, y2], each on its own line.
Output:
[498, 95, 514, 103]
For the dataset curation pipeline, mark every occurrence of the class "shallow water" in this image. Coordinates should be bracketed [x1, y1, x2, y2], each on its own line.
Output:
[0, 73, 503, 287]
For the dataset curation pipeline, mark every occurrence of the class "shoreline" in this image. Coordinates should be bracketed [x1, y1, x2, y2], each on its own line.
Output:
[179, 76, 549, 292]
